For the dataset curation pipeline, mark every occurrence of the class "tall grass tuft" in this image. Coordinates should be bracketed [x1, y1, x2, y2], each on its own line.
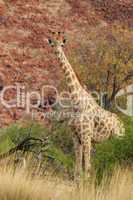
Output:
[0, 163, 132, 200]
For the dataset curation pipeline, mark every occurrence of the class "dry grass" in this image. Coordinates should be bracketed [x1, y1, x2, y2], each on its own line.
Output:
[0, 165, 132, 200]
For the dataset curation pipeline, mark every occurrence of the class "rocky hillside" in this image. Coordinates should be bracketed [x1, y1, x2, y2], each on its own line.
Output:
[0, 0, 132, 127]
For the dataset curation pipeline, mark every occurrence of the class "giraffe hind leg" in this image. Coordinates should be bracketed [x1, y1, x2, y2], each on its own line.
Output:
[83, 135, 91, 181]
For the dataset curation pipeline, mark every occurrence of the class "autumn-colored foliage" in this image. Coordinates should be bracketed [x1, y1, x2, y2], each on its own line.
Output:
[71, 25, 133, 108]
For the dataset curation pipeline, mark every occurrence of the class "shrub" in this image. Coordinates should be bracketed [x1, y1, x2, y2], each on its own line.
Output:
[92, 116, 133, 183]
[0, 121, 49, 153]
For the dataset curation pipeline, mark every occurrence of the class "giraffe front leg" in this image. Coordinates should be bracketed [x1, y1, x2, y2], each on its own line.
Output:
[83, 136, 91, 181]
[73, 134, 83, 182]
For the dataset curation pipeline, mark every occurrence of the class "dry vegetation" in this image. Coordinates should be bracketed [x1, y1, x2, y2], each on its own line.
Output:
[0, 164, 132, 200]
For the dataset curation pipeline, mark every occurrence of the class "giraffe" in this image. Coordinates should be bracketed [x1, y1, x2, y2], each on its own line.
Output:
[48, 32, 125, 181]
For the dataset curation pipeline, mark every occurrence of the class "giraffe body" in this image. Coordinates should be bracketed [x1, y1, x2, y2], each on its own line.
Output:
[69, 88, 124, 179]
[48, 32, 125, 180]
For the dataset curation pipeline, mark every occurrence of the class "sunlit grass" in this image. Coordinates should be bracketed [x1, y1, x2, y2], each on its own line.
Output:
[0, 163, 132, 200]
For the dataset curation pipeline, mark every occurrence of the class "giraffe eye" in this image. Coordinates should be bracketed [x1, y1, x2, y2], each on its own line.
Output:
[48, 39, 52, 44]
[63, 39, 66, 44]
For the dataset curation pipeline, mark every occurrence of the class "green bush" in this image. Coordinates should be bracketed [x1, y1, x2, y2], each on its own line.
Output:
[42, 121, 74, 177]
[92, 116, 133, 183]
[0, 121, 49, 153]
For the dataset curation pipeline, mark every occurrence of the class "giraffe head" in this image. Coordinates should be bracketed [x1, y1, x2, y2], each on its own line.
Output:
[48, 31, 66, 48]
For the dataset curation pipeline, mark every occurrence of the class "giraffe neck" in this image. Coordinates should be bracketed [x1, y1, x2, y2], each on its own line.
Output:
[55, 46, 82, 94]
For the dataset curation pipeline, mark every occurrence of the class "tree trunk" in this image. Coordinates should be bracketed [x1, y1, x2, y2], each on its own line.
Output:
[102, 93, 112, 110]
